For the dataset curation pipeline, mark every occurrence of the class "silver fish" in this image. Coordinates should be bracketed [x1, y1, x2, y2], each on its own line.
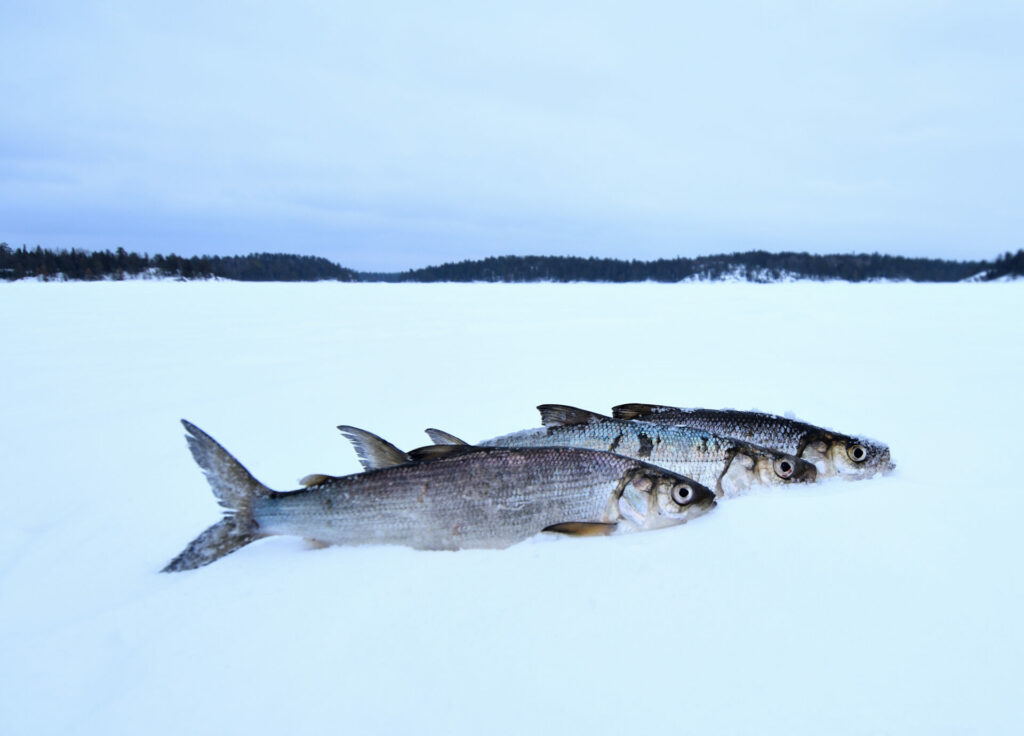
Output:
[413, 405, 817, 498]
[612, 403, 894, 479]
[163, 420, 716, 572]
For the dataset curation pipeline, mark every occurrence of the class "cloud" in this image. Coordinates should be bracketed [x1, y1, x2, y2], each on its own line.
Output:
[2, 1, 1022, 268]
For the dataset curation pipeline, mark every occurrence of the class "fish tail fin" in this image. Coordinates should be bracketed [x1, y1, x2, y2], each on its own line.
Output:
[162, 517, 259, 572]
[162, 420, 271, 572]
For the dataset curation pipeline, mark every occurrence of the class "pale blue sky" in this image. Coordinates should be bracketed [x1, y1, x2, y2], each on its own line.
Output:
[2, 1, 1022, 270]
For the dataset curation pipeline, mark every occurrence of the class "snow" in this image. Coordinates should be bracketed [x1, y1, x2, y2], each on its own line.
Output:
[1, 281, 1022, 735]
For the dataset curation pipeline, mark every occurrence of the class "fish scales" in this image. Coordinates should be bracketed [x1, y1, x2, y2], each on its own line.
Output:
[462, 406, 817, 497]
[256, 447, 637, 550]
[611, 404, 893, 479]
[478, 423, 735, 492]
[623, 408, 811, 454]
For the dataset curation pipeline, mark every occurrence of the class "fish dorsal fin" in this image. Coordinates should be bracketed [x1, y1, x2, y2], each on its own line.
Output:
[537, 404, 610, 428]
[424, 428, 470, 446]
[611, 403, 673, 420]
[299, 473, 335, 487]
[407, 444, 485, 462]
[542, 522, 617, 536]
[337, 425, 411, 471]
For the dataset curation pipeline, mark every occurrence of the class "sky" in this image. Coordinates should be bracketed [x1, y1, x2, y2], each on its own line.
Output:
[2, 1, 1022, 271]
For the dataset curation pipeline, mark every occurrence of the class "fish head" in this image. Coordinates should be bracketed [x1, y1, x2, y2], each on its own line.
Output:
[617, 467, 716, 531]
[720, 445, 818, 497]
[823, 436, 894, 479]
[796, 434, 836, 476]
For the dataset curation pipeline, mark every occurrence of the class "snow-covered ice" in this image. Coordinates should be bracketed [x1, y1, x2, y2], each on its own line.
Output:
[1, 281, 1021, 735]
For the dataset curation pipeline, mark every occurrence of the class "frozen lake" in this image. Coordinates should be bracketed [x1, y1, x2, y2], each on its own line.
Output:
[2, 280, 1022, 735]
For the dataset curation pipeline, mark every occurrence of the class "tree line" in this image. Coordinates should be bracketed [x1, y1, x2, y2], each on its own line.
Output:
[2, 242, 1022, 283]
[392, 251, 1007, 283]
[0, 244, 357, 282]
[987, 250, 1024, 280]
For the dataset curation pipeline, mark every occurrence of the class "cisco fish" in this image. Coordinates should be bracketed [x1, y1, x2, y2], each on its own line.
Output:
[612, 403, 893, 479]
[163, 421, 716, 571]
[376, 405, 817, 498]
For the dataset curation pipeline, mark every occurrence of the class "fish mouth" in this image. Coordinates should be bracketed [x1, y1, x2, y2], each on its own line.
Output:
[693, 484, 718, 509]
[689, 497, 717, 519]
[677, 488, 716, 520]
[880, 449, 896, 475]
[794, 462, 817, 483]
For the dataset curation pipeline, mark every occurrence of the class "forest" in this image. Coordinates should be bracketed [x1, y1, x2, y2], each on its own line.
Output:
[2, 242, 1022, 283]
[0, 245, 358, 282]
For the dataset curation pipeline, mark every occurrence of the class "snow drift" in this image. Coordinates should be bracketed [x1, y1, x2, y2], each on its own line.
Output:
[1, 281, 1021, 735]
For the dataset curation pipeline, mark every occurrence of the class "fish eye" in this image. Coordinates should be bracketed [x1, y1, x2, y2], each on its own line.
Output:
[773, 458, 796, 479]
[671, 484, 694, 505]
[848, 444, 868, 463]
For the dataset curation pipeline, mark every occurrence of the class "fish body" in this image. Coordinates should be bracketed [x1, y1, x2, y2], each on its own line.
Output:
[164, 421, 716, 571]
[612, 403, 893, 479]
[426, 405, 816, 498]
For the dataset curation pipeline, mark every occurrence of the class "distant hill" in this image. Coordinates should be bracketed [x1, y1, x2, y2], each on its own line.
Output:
[984, 250, 1024, 280]
[2, 242, 1021, 283]
[388, 251, 994, 283]
[0, 245, 358, 282]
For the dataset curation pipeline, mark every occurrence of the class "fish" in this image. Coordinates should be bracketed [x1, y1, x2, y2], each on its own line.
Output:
[163, 420, 716, 572]
[401, 405, 816, 498]
[611, 403, 894, 479]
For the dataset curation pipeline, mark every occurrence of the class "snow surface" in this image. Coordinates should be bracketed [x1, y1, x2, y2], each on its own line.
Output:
[1, 281, 1022, 735]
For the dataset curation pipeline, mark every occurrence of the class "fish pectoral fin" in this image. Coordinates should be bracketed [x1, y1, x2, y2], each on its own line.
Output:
[610, 403, 670, 420]
[537, 404, 610, 427]
[424, 428, 470, 445]
[542, 522, 617, 537]
[299, 473, 335, 487]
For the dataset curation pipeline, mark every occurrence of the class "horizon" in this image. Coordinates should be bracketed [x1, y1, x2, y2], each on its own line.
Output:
[7, 242, 1015, 286]
[3, 2, 1023, 271]
[2, 241, 1008, 275]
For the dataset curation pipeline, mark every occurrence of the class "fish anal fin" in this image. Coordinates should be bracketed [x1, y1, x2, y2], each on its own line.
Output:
[610, 403, 673, 420]
[542, 521, 617, 537]
[424, 428, 470, 445]
[537, 404, 610, 428]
